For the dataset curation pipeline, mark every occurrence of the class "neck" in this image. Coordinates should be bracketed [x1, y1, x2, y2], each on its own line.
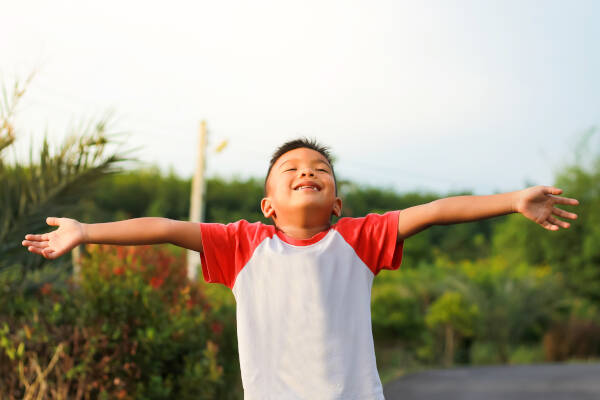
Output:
[275, 223, 331, 240]
[270, 205, 335, 239]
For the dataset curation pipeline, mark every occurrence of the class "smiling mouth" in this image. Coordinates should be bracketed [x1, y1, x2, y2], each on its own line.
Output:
[294, 186, 319, 191]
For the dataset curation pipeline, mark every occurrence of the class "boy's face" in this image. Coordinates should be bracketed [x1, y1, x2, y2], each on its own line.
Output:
[261, 147, 342, 223]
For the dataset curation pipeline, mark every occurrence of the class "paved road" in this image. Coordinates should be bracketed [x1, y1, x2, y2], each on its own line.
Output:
[383, 362, 600, 400]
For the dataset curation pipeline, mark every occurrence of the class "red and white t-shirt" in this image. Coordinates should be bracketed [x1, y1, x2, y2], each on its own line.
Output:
[199, 211, 403, 399]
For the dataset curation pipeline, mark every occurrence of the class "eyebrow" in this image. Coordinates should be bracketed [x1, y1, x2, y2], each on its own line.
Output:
[278, 158, 331, 170]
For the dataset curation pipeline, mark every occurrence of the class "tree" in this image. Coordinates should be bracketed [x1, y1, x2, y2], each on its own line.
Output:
[456, 256, 564, 363]
[425, 291, 479, 366]
[0, 75, 131, 295]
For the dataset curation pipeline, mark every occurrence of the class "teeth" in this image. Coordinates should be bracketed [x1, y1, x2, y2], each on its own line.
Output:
[296, 186, 318, 191]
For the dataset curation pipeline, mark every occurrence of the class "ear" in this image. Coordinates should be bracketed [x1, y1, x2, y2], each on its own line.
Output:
[261, 197, 276, 219]
[332, 197, 343, 217]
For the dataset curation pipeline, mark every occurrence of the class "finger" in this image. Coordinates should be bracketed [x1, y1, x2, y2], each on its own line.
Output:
[44, 247, 65, 259]
[544, 186, 563, 195]
[548, 216, 570, 229]
[46, 217, 60, 226]
[552, 196, 579, 206]
[28, 246, 46, 256]
[22, 240, 49, 249]
[25, 233, 50, 241]
[552, 207, 578, 220]
[43, 248, 58, 259]
[541, 220, 559, 231]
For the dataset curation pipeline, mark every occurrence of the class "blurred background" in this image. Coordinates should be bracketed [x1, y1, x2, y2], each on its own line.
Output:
[1, 1, 599, 399]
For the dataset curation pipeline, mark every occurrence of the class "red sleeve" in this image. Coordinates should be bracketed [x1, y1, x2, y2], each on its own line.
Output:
[199, 220, 275, 289]
[333, 210, 403, 275]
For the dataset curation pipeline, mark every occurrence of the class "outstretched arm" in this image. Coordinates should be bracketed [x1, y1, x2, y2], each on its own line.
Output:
[22, 217, 204, 259]
[396, 185, 579, 241]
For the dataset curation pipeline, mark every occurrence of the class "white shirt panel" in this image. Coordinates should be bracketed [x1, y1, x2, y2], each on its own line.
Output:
[232, 230, 385, 400]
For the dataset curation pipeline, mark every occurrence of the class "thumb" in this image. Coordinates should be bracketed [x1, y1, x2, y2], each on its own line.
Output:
[43, 248, 58, 259]
[544, 186, 562, 195]
[46, 217, 60, 226]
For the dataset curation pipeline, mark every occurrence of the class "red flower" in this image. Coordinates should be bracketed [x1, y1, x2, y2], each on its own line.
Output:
[150, 276, 164, 289]
[40, 283, 52, 295]
[113, 266, 125, 276]
[211, 322, 223, 335]
[116, 247, 127, 261]
[186, 298, 194, 309]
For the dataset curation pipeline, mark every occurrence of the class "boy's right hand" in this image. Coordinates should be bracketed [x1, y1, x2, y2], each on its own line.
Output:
[22, 217, 86, 259]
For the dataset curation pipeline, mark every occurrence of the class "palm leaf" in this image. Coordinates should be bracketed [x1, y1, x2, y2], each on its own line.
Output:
[0, 76, 136, 293]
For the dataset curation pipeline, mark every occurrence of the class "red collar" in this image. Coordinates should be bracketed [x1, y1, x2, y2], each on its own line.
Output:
[275, 227, 330, 246]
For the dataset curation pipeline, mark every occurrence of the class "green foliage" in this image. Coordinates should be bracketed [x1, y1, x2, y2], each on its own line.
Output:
[339, 183, 434, 216]
[371, 285, 424, 342]
[372, 264, 446, 344]
[205, 176, 268, 224]
[425, 291, 479, 337]
[372, 254, 569, 368]
[424, 291, 479, 366]
[547, 157, 600, 301]
[82, 167, 191, 222]
[0, 77, 130, 293]
[491, 129, 600, 302]
[492, 213, 546, 265]
[85, 171, 269, 225]
[0, 244, 240, 399]
[508, 344, 546, 365]
[470, 342, 546, 365]
[454, 257, 565, 362]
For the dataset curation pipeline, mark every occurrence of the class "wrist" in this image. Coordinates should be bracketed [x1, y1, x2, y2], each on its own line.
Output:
[80, 222, 90, 244]
[511, 190, 522, 214]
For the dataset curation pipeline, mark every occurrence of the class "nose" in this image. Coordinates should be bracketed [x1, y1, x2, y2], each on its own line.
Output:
[299, 167, 315, 177]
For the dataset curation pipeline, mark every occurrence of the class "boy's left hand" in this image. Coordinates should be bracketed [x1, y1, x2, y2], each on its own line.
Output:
[515, 186, 579, 231]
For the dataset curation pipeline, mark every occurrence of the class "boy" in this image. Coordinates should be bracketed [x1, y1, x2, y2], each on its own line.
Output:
[23, 138, 579, 399]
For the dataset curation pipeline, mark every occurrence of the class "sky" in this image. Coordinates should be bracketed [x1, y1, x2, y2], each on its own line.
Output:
[1, 0, 599, 195]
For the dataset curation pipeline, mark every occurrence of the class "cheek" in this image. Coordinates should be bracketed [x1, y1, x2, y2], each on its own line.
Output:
[325, 176, 336, 190]
[273, 183, 292, 202]
[265, 177, 282, 197]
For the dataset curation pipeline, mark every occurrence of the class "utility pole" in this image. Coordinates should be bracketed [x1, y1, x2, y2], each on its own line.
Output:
[187, 120, 207, 281]
[72, 245, 81, 285]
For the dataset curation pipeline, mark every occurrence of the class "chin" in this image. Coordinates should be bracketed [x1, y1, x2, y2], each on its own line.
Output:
[293, 202, 333, 214]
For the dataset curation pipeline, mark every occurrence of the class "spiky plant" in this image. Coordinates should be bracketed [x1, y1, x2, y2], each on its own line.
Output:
[0, 74, 134, 293]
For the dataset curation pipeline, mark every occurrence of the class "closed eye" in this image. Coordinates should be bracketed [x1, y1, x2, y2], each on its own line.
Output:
[317, 169, 329, 172]
[285, 168, 297, 172]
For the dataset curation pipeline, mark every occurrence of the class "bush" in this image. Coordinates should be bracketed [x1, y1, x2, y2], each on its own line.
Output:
[0, 244, 240, 399]
[372, 255, 570, 368]
[509, 344, 545, 365]
[371, 284, 424, 342]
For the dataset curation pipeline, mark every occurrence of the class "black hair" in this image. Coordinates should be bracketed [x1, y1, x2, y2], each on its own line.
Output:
[264, 137, 337, 196]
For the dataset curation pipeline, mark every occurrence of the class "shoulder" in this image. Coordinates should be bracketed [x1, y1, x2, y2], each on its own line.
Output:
[201, 219, 275, 243]
[333, 211, 400, 232]
[332, 211, 403, 274]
